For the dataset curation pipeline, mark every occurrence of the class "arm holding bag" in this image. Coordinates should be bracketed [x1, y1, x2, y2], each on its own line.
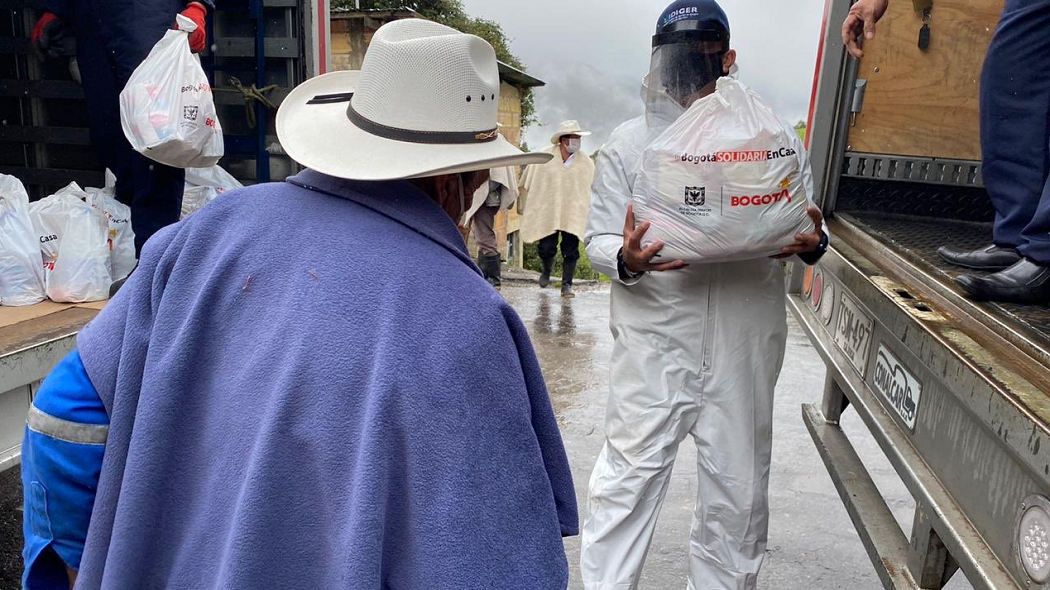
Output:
[632, 78, 813, 264]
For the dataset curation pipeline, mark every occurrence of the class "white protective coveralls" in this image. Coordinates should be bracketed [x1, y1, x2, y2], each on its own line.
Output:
[580, 77, 815, 590]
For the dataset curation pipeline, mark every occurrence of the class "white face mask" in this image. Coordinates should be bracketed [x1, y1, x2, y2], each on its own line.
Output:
[566, 138, 581, 154]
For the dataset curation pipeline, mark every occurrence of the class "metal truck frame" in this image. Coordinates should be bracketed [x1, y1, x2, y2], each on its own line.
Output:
[792, 1, 1050, 589]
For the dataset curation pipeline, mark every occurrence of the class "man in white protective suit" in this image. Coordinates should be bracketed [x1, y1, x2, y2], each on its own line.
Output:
[579, 1, 829, 588]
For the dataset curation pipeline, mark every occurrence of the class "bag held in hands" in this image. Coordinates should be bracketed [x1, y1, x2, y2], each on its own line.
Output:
[120, 14, 224, 168]
[632, 78, 812, 264]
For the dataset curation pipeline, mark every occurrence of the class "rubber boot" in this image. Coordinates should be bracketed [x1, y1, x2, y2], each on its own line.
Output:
[479, 254, 502, 290]
[561, 258, 577, 299]
[539, 258, 554, 288]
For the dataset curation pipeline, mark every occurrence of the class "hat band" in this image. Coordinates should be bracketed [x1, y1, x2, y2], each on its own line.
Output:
[302, 92, 498, 144]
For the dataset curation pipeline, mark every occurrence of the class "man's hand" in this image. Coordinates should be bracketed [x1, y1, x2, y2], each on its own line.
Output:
[842, 0, 889, 59]
[178, 2, 208, 54]
[774, 207, 825, 259]
[31, 12, 74, 58]
[622, 204, 687, 273]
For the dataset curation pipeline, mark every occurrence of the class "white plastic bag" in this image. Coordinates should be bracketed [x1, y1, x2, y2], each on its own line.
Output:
[0, 175, 46, 306]
[29, 183, 112, 303]
[84, 186, 136, 281]
[182, 165, 242, 219]
[120, 14, 224, 168]
[185, 165, 242, 192]
[181, 185, 218, 219]
[633, 78, 813, 264]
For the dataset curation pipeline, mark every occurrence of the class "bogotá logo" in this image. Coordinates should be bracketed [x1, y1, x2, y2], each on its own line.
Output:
[683, 186, 706, 206]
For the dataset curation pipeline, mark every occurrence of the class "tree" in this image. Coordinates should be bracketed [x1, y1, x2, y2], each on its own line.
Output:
[336, 0, 537, 127]
[794, 121, 807, 142]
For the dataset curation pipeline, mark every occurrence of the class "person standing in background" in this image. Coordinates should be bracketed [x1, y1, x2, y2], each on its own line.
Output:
[464, 166, 519, 290]
[518, 120, 595, 298]
[31, 0, 212, 258]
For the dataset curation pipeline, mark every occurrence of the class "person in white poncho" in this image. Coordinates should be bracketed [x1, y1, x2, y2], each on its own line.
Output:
[518, 120, 595, 298]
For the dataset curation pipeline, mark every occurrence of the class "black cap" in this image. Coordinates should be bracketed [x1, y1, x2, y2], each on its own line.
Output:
[654, 0, 731, 47]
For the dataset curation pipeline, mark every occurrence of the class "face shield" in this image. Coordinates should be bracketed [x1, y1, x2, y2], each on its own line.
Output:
[645, 29, 729, 133]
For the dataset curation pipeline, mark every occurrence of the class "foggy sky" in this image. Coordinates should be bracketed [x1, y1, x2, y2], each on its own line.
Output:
[460, 0, 827, 153]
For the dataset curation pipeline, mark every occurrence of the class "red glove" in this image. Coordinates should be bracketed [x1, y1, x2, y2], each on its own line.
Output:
[31, 12, 65, 54]
[177, 2, 208, 53]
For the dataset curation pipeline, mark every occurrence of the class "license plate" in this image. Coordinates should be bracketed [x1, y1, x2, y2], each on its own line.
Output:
[872, 345, 923, 430]
[834, 293, 874, 375]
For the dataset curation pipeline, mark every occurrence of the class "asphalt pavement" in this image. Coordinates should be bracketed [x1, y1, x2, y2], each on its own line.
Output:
[0, 280, 975, 589]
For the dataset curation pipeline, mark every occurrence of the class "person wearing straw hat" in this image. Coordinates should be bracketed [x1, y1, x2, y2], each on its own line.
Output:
[518, 120, 595, 298]
[20, 19, 577, 590]
[464, 166, 519, 290]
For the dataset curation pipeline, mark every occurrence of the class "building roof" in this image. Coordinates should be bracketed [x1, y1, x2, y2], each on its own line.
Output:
[330, 7, 545, 89]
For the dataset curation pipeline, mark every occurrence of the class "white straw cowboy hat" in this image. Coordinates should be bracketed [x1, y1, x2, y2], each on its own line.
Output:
[277, 19, 551, 180]
[550, 120, 591, 145]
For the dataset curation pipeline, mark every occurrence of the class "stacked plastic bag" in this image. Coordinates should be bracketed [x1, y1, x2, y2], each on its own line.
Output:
[0, 163, 241, 306]
[182, 165, 243, 219]
[85, 181, 137, 282]
[0, 175, 47, 306]
[632, 78, 813, 264]
[29, 183, 113, 303]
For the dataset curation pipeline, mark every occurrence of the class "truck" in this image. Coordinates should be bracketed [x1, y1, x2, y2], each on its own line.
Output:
[0, 0, 330, 474]
[792, 0, 1050, 588]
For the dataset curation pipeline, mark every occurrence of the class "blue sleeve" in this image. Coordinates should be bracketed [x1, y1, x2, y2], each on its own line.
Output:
[41, 0, 74, 19]
[21, 349, 108, 590]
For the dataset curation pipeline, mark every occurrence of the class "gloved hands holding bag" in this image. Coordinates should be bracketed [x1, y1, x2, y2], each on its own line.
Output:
[31, 12, 75, 58]
[177, 2, 208, 54]
[120, 13, 224, 168]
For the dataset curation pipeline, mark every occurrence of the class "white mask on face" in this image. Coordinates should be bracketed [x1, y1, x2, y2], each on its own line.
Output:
[566, 137, 581, 154]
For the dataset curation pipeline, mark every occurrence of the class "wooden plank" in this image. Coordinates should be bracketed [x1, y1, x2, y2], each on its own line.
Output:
[0, 79, 82, 100]
[0, 301, 72, 330]
[0, 37, 30, 55]
[0, 125, 90, 145]
[213, 38, 300, 59]
[848, 0, 1003, 161]
[0, 165, 103, 188]
[213, 86, 290, 107]
[0, 307, 98, 358]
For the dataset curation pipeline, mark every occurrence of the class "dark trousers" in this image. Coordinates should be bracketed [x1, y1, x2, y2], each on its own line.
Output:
[538, 231, 580, 264]
[981, 0, 1050, 264]
[77, 31, 185, 256]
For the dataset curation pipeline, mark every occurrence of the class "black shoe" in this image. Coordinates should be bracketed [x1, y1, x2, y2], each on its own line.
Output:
[937, 244, 1021, 271]
[954, 259, 1050, 304]
[561, 257, 578, 298]
[539, 259, 553, 288]
[478, 254, 502, 290]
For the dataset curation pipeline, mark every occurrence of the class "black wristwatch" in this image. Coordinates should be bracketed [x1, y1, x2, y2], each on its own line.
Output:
[617, 248, 644, 281]
[799, 232, 829, 265]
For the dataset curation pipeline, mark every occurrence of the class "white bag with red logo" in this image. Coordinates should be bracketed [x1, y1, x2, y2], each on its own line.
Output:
[119, 14, 223, 169]
[632, 78, 813, 264]
[0, 175, 46, 306]
[29, 183, 112, 303]
[84, 185, 136, 281]
[181, 164, 243, 219]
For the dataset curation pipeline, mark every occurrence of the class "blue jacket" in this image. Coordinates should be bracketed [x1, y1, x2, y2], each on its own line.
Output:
[22, 170, 578, 589]
[44, 0, 215, 84]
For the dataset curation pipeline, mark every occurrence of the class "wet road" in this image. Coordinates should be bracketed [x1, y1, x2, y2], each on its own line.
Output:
[0, 281, 973, 589]
[501, 282, 971, 590]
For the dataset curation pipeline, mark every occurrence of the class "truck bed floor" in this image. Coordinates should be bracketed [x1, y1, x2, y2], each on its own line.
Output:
[838, 210, 1050, 353]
